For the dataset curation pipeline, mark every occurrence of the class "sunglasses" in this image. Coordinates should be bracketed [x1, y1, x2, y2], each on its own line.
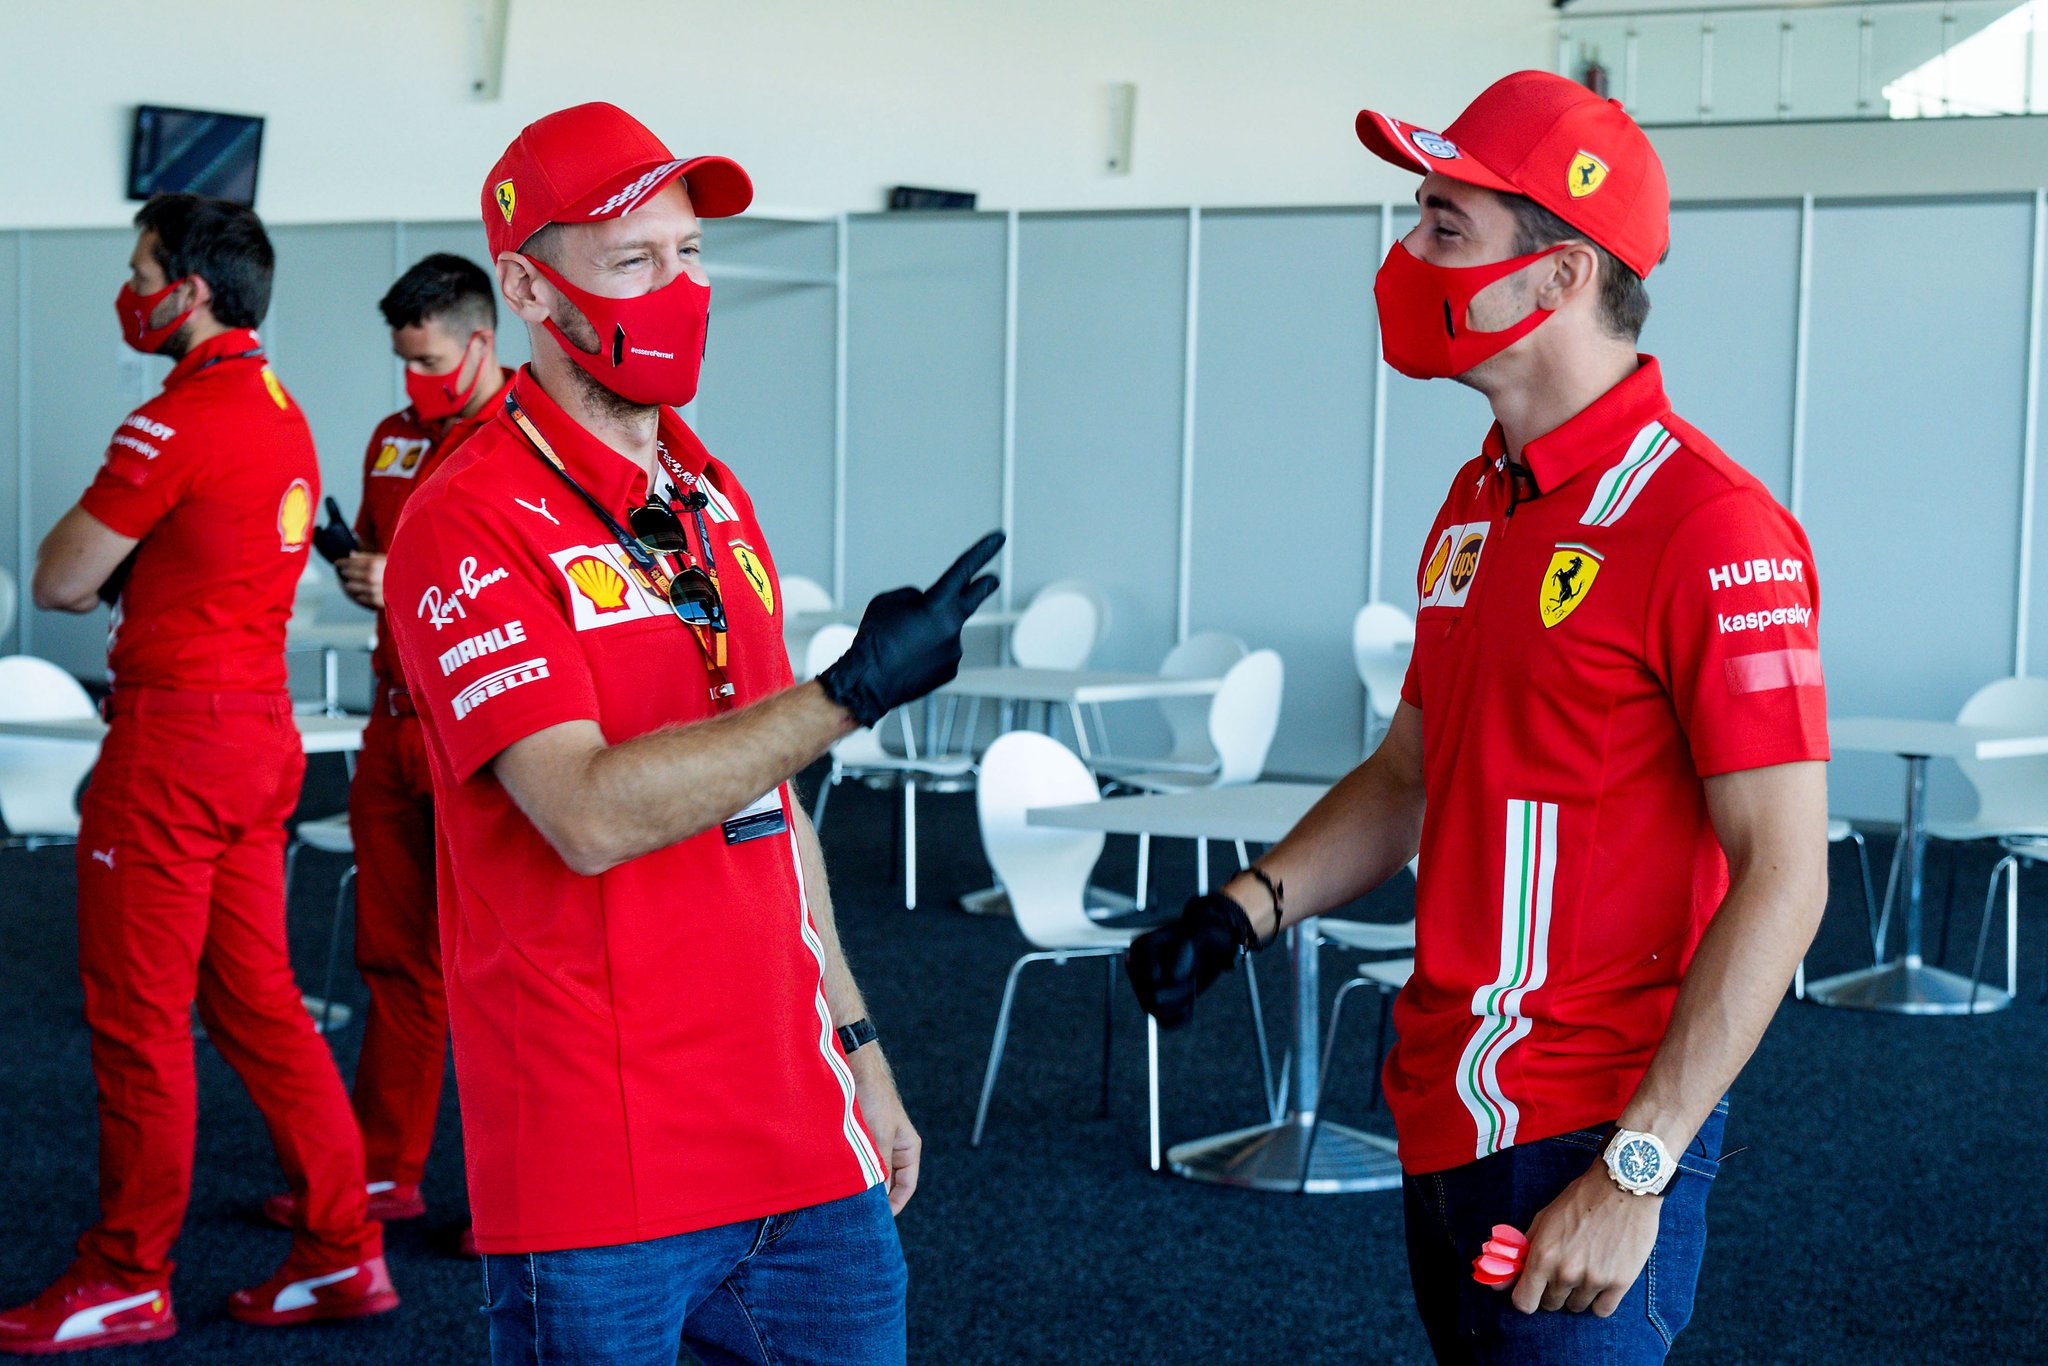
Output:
[628, 495, 727, 632]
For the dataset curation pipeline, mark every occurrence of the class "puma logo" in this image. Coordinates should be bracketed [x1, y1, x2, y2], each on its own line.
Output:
[514, 497, 559, 526]
[90, 848, 115, 869]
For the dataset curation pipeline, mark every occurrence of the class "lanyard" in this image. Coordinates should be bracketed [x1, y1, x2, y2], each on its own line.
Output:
[195, 346, 263, 373]
[502, 392, 735, 707]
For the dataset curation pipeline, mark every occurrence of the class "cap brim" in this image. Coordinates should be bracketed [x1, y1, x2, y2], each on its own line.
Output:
[1354, 109, 1520, 195]
[561, 154, 755, 224]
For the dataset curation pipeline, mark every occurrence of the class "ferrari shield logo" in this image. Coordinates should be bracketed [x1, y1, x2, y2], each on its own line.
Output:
[730, 542, 774, 616]
[1567, 151, 1608, 199]
[495, 179, 517, 224]
[1540, 544, 1602, 628]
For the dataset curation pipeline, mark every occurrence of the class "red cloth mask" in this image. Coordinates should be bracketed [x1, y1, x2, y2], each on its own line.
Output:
[1373, 242, 1563, 380]
[405, 331, 484, 421]
[116, 278, 195, 354]
[527, 258, 710, 408]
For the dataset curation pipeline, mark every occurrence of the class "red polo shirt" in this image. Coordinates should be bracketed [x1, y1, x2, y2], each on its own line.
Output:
[1385, 357, 1828, 1175]
[79, 329, 317, 692]
[355, 371, 511, 685]
[383, 368, 883, 1254]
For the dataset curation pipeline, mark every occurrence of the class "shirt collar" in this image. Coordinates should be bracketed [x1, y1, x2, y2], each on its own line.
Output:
[1485, 355, 1670, 497]
[165, 327, 263, 386]
[499, 365, 709, 513]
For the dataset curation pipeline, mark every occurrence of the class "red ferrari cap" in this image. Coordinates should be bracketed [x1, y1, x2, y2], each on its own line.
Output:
[1356, 71, 1668, 280]
[482, 102, 753, 258]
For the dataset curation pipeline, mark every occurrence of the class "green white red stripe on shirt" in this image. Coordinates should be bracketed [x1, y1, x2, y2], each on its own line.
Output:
[1454, 799, 1558, 1160]
[1580, 422, 1678, 528]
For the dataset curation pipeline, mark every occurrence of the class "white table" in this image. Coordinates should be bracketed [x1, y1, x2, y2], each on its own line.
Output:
[287, 622, 376, 715]
[1030, 782, 1404, 1195]
[0, 712, 366, 755]
[1813, 717, 2048, 1015]
[941, 667, 1222, 761]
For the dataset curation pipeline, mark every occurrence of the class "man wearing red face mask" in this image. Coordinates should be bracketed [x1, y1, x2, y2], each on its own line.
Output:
[259, 254, 509, 1244]
[1128, 73, 1829, 1364]
[382, 103, 1000, 1365]
[3, 194, 396, 1355]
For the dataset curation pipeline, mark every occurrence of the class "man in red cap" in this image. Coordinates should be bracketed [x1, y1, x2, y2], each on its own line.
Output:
[1128, 72, 1829, 1363]
[259, 254, 511, 1247]
[4, 193, 395, 1355]
[383, 102, 1000, 1365]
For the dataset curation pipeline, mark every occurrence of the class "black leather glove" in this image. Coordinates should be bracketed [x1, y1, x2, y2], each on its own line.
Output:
[1126, 892, 1260, 1031]
[818, 530, 1004, 728]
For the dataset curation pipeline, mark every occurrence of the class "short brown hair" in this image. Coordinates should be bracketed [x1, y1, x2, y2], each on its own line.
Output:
[1504, 195, 1654, 344]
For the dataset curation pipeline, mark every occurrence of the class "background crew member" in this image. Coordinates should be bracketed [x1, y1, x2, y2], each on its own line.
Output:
[261, 255, 510, 1249]
[1127, 73, 1830, 1365]
[1, 193, 396, 1355]
[384, 103, 999, 1365]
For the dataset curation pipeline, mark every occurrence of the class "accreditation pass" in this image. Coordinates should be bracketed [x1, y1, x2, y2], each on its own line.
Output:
[723, 787, 790, 846]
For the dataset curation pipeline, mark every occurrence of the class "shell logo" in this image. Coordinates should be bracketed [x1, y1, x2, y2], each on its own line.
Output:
[373, 442, 400, 472]
[401, 444, 423, 471]
[261, 367, 290, 411]
[565, 555, 630, 611]
[278, 479, 313, 551]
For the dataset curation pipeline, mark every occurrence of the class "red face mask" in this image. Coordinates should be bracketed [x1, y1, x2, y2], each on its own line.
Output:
[1373, 241, 1564, 380]
[404, 331, 484, 421]
[115, 278, 194, 354]
[526, 258, 710, 408]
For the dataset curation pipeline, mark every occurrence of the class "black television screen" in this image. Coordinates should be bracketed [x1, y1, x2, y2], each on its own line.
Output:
[128, 105, 264, 206]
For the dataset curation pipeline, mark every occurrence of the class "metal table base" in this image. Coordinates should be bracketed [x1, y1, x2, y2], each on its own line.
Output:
[1168, 1115, 1402, 1194]
[1804, 960, 2011, 1015]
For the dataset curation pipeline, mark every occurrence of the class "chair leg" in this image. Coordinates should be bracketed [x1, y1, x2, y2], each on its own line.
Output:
[812, 771, 835, 830]
[1848, 831, 1879, 961]
[1968, 855, 2018, 1009]
[1146, 1015, 1161, 1172]
[903, 779, 917, 911]
[1100, 956, 1116, 1119]
[1301, 976, 1372, 1191]
[973, 954, 1043, 1147]
[1873, 832, 1904, 964]
[1244, 955, 1279, 1123]
[2007, 855, 2020, 1000]
[1134, 833, 1151, 911]
[319, 865, 356, 1036]
[1196, 839, 1210, 894]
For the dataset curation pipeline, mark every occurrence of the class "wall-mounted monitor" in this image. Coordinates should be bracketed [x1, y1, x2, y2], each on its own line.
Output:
[127, 105, 265, 207]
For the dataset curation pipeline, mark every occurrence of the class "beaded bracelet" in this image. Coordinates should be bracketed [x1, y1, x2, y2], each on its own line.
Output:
[1245, 866, 1285, 948]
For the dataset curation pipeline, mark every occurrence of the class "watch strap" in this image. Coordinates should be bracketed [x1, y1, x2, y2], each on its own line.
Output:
[836, 1017, 877, 1055]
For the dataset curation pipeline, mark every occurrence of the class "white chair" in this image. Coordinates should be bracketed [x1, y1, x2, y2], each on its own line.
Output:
[1089, 632, 1248, 781]
[1352, 603, 1414, 755]
[805, 625, 975, 910]
[0, 656, 100, 849]
[780, 574, 835, 617]
[1116, 650, 1284, 906]
[283, 813, 358, 1034]
[1888, 676, 2048, 1004]
[1008, 584, 1103, 671]
[970, 732, 1165, 1168]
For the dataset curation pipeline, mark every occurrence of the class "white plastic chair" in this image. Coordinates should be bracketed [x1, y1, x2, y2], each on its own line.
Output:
[1116, 650, 1284, 905]
[780, 574, 835, 617]
[970, 732, 1164, 1168]
[1008, 585, 1103, 671]
[1352, 603, 1414, 755]
[0, 656, 100, 848]
[1090, 632, 1248, 782]
[806, 625, 974, 910]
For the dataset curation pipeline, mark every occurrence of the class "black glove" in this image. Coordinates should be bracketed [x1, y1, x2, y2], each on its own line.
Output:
[313, 497, 359, 565]
[1126, 892, 1260, 1031]
[818, 530, 1003, 728]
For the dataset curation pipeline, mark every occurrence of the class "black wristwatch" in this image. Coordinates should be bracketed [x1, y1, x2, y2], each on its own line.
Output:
[836, 1018, 877, 1055]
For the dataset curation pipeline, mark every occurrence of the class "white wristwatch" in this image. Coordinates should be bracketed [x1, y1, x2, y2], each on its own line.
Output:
[1602, 1129, 1675, 1196]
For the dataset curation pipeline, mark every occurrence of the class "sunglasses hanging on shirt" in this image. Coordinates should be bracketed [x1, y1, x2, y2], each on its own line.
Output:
[503, 393, 735, 706]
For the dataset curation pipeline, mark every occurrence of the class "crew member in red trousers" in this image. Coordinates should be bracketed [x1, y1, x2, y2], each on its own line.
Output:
[1, 193, 397, 1355]
[262, 256, 509, 1251]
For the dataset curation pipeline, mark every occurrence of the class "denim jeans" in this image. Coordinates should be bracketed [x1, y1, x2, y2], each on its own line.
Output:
[1403, 1099, 1728, 1365]
[480, 1185, 907, 1366]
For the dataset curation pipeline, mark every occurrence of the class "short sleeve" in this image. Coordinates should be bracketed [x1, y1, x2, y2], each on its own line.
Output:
[1647, 489, 1829, 777]
[385, 496, 601, 783]
[78, 406, 201, 540]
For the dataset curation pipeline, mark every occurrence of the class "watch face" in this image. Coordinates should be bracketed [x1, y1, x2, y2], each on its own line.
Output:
[1615, 1137, 1663, 1187]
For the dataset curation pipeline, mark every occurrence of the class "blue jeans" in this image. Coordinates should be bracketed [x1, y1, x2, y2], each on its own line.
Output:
[480, 1186, 907, 1366]
[1402, 1100, 1728, 1365]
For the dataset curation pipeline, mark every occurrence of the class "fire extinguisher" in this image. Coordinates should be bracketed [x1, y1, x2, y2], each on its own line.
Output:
[1582, 46, 1610, 99]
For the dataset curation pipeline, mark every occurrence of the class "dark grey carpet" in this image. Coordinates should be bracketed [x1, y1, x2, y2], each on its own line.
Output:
[2, 753, 2043, 1364]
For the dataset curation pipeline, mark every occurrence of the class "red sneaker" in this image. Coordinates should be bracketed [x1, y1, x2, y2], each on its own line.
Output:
[261, 1180, 426, 1228]
[0, 1266, 175, 1355]
[225, 1255, 398, 1327]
